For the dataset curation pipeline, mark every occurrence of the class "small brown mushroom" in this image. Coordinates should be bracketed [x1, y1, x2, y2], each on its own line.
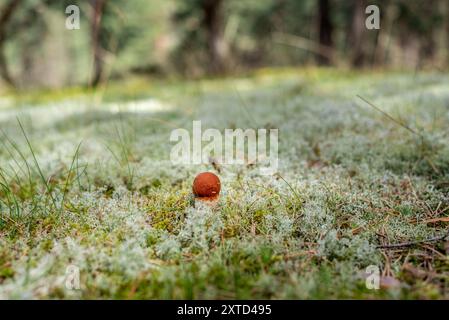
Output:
[192, 172, 221, 197]
[192, 172, 221, 209]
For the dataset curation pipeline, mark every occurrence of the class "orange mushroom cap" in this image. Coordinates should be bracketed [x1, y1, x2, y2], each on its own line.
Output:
[192, 172, 221, 197]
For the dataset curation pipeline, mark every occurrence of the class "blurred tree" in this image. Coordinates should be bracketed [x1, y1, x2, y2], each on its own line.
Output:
[348, 0, 367, 67]
[316, 0, 334, 65]
[89, 0, 107, 87]
[0, 0, 22, 87]
[445, 0, 449, 66]
[173, 0, 229, 75]
[202, 0, 228, 73]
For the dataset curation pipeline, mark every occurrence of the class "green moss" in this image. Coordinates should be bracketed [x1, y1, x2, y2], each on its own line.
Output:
[1, 69, 449, 299]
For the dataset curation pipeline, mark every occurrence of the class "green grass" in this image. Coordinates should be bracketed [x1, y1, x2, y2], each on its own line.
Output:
[1, 68, 449, 299]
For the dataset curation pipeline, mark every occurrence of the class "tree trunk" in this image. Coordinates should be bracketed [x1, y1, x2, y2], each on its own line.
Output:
[316, 0, 333, 65]
[202, 0, 228, 74]
[444, 0, 449, 67]
[90, 0, 107, 87]
[349, 0, 367, 67]
[0, 0, 22, 87]
[373, 2, 396, 67]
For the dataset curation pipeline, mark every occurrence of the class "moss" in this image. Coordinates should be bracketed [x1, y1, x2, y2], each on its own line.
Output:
[1, 69, 449, 298]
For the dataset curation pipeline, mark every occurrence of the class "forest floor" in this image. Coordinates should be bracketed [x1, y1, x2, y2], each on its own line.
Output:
[1, 68, 449, 299]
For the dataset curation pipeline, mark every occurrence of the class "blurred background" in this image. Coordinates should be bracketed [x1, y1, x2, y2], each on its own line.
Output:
[0, 0, 447, 90]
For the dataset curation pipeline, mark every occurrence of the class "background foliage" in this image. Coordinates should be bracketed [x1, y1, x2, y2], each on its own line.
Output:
[0, 0, 448, 89]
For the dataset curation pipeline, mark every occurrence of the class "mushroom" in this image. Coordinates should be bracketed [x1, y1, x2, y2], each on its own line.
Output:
[192, 172, 221, 208]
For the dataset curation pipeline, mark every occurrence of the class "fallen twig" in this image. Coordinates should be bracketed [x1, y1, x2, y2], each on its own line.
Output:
[377, 230, 449, 249]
